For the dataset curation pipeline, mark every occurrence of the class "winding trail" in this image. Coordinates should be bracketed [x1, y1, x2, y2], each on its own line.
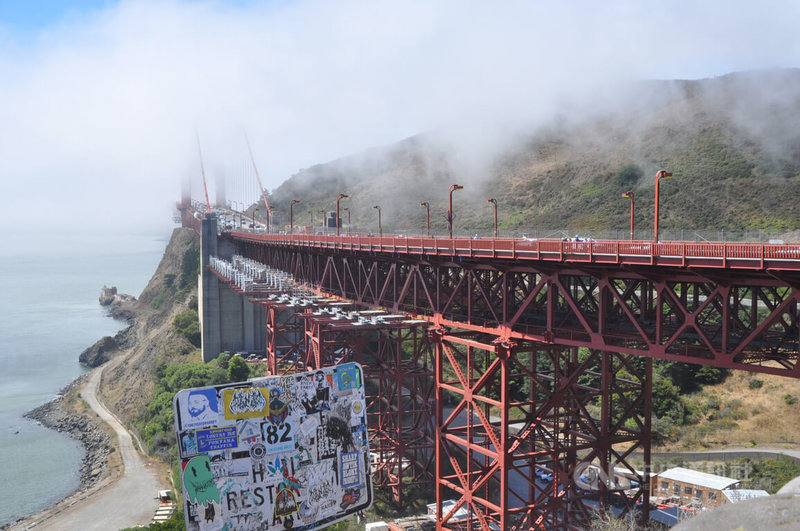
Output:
[12, 362, 164, 531]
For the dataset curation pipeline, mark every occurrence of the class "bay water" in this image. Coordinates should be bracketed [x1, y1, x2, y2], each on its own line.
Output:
[0, 229, 169, 526]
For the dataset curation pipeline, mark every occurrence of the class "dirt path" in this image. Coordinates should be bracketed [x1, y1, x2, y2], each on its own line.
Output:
[10, 362, 165, 531]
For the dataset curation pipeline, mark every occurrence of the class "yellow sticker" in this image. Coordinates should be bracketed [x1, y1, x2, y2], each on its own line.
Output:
[223, 387, 270, 419]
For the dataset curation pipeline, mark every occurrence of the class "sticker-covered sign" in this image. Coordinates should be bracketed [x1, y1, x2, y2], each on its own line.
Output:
[173, 363, 372, 530]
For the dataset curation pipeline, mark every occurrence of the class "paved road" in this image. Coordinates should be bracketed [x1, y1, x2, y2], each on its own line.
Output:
[16, 364, 164, 531]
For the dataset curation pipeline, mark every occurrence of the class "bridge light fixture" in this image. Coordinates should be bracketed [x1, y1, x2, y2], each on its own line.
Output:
[336, 194, 349, 236]
[654, 170, 673, 243]
[621, 191, 634, 241]
[372, 205, 382, 237]
[420, 202, 430, 236]
[290, 199, 301, 234]
[448, 184, 463, 239]
[487, 198, 497, 239]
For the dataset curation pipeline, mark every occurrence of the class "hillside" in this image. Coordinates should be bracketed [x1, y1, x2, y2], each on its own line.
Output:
[99, 228, 200, 432]
[265, 69, 800, 240]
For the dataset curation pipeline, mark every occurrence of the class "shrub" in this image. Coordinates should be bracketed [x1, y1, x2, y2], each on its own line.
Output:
[704, 395, 721, 412]
[228, 356, 250, 382]
[173, 309, 201, 347]
[695, 366, 730, 385]
[216, 352, 232, 370]
[784, 394, 798, 405]
[748, 378, 764, 389]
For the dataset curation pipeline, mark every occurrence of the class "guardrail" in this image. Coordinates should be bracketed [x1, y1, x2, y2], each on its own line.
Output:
[228, 233, 800, 271]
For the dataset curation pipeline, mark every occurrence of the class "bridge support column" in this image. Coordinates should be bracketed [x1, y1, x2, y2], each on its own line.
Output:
[303, 312, 436, 508]
[264, 301, 309, 375]
[243, 297, 256, 351]
[430, 329, 651, 530]
[200, 214, 221, 362]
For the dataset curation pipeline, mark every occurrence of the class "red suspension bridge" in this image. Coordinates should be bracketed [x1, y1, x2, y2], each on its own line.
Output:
[180, 191, 800, 529]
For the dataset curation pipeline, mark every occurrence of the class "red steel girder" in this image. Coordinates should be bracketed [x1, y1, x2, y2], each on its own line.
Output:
[303, 313, 436, 507]
[234, 241, 800, 377]
[430, 329, 651, 530]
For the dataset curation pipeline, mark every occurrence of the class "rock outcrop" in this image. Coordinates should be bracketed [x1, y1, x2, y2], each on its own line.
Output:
[99, 286, 137, 322]
[78, 336, 120, 367]
[25, 377, 112, 491]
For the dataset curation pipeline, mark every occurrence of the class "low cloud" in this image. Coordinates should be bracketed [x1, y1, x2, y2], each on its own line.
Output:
[0, 0, 798, 235]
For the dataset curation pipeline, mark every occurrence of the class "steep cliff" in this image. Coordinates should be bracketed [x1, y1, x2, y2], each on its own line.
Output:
[100, 227, 200, 428]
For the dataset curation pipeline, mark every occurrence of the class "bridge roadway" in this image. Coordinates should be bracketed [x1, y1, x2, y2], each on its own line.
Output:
[207, 225, 800, 529]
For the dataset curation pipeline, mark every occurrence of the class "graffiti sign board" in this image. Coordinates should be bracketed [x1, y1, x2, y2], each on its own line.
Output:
[173, 362, 373, 530]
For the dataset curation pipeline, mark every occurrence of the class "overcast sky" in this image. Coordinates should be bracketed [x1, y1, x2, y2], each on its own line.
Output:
[1, 0, 799, 236]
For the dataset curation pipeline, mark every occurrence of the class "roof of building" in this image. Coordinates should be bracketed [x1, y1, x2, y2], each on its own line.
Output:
[722, 489, 770, 503]
[656, 467, 741, 491]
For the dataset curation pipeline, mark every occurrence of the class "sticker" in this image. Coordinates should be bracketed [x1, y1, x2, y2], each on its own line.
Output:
[180, 388, 220, 430]
[262, 421, 294, 454]
[223, 388, 270, 419]
[337, 366, 361, 391]
[174, 363, 373, 530]
[340, 451, 360, 487]
[196, 426, 238, 453]
[250, 443, 267, 460]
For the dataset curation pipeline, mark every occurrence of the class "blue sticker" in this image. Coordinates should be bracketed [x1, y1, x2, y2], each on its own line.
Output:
[181, 388, 220, 429]
[337, 366, 360, 391]
[196, 426, 238, 452]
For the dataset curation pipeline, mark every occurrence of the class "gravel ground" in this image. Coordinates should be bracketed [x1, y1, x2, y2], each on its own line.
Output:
[672, 494, 800, 530]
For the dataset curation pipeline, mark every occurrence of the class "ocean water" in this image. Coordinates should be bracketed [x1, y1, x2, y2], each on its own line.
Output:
[0, 230, 169, 526]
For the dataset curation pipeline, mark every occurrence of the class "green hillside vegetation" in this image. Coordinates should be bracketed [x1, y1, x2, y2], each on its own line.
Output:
[263, 70, 800, 240]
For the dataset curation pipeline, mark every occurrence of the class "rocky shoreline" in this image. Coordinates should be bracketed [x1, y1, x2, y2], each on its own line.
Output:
[2, 374, 116, 530]
[24, 375, 113, 492]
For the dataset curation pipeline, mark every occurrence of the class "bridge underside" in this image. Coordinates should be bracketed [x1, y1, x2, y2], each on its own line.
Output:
[236, 241, 800, 378]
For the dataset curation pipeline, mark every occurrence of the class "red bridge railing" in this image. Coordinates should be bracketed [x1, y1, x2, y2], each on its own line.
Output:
[230, 233, 800, 271]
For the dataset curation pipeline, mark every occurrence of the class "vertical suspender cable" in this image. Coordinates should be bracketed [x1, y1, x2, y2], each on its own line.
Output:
[196, 130, 211, 213]
[245, 132, 273, 230]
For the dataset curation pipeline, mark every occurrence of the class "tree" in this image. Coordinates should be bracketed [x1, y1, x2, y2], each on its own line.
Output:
[652, 377, 681, 419]
[216, 352, 232, 370]
[173, 309, 201, 347]
[613, 164, 643, 187]
[228, 356, 250, 382]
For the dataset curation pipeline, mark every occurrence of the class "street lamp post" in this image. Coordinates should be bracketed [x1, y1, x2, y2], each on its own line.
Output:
[373, 205, 382, 237]
[420, 202, 430, 236]
[290, 199, 301, 234]
[447, 184, 463, 239]
[622, 191, 635, 241]
[487, 198, 497, 239]
[336, 193, 349, 236]
[654, 170, 673, 243]
[343, 207, 350, 234]
[319, 210, 325, 232]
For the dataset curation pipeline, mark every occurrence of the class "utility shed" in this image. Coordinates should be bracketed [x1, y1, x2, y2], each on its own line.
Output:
[651, 467, 742, 508]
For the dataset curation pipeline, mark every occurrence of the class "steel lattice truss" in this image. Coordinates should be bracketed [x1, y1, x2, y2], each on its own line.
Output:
[302, 315, 436, 508]
[430, 330, 650, 530]
[237, 242, 800, 377]
[227, 237, 800, 528]
[259, 300, 309, 375]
